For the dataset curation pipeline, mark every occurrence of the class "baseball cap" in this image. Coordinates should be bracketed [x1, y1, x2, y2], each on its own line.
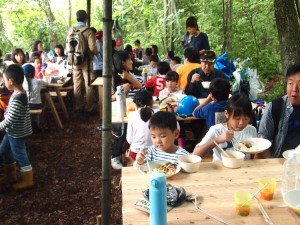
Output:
[22, 63, 35, 76]
[76, 10, 87, 19]
[96, 30, 103, 37]
[200, 50, 216, 63]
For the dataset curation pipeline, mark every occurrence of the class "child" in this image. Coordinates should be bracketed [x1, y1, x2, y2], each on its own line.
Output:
[145, 61, 170, 96]
[159, 71, 185, 99]
[193, 93, 257, 161]
[126, 90, 157, 160]
[192, 78, 230, 129]
[30, 54, 45, 79]
[22, 63, 47, 131]
[139, 54, 159, 77]
[135, 111, 189, 165]
[170, 56, 183, 71]
[0, 64, 33, 189]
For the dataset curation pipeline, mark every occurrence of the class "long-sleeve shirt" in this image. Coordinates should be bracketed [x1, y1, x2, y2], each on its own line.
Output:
[0, 93, 32, 138]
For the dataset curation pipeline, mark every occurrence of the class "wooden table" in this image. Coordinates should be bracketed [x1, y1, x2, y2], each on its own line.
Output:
[91, 77, 103, 118]
[122, 158, 296, 225]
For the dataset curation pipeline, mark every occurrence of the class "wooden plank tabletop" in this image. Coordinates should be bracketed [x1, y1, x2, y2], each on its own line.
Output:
[122, 158, 296, 225]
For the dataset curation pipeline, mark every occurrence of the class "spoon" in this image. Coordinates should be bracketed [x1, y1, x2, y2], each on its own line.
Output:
[241, 183, 268, 207]
[213, 141, 233, 158]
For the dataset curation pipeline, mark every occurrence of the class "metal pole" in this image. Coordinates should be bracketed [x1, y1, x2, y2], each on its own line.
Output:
[101, 0, 113, 224]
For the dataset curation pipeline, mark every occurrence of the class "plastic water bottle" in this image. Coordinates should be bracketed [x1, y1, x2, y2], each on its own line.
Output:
[149, 172, 167, 225]
[142, 68, 148, 84]
[281, 152, 299, 196]
[116, 85, 126, 117]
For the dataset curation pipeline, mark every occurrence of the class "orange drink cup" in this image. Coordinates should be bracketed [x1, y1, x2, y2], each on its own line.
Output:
[259, 178, 276, 201]
[234, 191, 253, 216]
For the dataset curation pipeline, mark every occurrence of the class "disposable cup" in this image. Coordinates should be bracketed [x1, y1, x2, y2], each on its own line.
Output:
[259, 178, 276, 201]
[234, 191, 253, 216]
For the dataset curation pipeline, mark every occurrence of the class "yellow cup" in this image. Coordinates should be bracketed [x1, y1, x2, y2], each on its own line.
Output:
[259, 178, 276, 201]
[234, 191, 253, 216]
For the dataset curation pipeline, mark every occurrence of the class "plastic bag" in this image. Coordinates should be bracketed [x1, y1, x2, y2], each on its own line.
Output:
[248, 68, 265, 99]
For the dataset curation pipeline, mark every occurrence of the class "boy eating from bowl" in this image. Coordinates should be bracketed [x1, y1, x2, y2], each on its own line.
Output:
[135, 111, 189, 165]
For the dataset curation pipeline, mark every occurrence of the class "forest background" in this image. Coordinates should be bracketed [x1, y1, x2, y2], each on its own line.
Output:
[1, 0, 300, 100]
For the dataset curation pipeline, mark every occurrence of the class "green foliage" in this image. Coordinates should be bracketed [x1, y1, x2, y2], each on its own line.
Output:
[264, 79, 285, 103]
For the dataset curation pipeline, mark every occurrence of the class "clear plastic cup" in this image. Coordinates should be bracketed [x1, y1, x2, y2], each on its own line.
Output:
[259, 178, 276, 201]
[234, 191, 253, 216]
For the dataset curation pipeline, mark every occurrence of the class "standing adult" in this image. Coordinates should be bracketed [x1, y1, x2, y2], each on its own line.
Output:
[70, 10, 98, 113]
[32, 40, 48, 64]
[93, 30, 103, 78]
[134, 39, 144, 60]
[185, 16, 210, 55]
[258, 63, 300, 158]
[185, 50, 226, 98]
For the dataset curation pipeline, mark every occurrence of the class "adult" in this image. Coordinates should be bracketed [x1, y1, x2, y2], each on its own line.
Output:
[70, 10, 98, 113]
[11, 48, 27, 66]
[258, 63, 300, 158]
[176, 47, 201, 90]
[134, 39, 143, 60]
[32, 40, 48, 64]
[93, 30, 103, 78]
[111, 51, 143, 169]
[185, 16, 210, 55]
[142, 47, 152, 66]
[150, 44, 160, 61]
[185, 50, 226, 98]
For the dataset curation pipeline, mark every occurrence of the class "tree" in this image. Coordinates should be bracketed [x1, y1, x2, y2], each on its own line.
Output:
[274, 0, 300, 71]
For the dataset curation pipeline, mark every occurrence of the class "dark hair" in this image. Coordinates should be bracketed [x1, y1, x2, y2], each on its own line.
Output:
[112, 40, 116, 49]
[134, 39, 140, 45]
[30, 51, 41, 59]
[151, 45, 158, 54]
[225, 93, 252, 119]
[165, 71, 179, 82]
[3, 64, 24, 85]
[112, 51, 131, 88]
[186, 16, 199, 30]
[11, 48, 26, 65]
[54, 44, 66, 57]
[167, 51, 175, 59]
[286, 63, 300, 78]
[149, 111, 177, 132]
[157, 61, 170, 75]
[145, 48, 152, 57]
[32, 40, 43, 52]
[171, 56, 181, 64]
[209, 78, 230, 101]
[149, 54, 159, 63]
[124, 44, 133, 53]
[133, 90, 154, 122]
[184, 47, 200, 63]
[4, 53, 12, 61]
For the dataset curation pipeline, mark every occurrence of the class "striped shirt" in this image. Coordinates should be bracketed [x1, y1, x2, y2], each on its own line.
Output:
[146, 145, 189, 163]
[0, 93, 32, 138]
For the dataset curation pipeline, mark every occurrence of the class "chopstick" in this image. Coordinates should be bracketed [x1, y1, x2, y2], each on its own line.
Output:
[241, 183, 268, 207]
[255, 197, 274, 225]
[213, 141, 233, 158]
[194, 195, 236, 225]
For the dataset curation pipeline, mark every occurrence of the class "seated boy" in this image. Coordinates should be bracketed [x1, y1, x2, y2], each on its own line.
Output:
[159, 71, 185, 99]
[170, 56, 183, 71]
[145, 61, 170, 96]
[135, 111, 189, 165]
[192, 78, 230, 129]
[138, 54, 159, 77]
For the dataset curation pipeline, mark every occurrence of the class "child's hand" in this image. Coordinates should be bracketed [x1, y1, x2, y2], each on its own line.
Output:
[215, 130, 234, 143]
[136, 149, 146, 165]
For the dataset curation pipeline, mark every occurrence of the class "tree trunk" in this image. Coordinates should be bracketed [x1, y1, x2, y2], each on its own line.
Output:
[274, 0, 300, 72]
[68, 0, 72, 28]
[222, 0, 232, 53]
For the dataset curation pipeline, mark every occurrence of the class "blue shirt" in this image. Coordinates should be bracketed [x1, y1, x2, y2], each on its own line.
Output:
[190, 32, 210, 52]
[193, 100, 227, 128]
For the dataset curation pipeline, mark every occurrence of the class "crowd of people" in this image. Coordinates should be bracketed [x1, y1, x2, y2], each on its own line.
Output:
[1, 11, 300, 223]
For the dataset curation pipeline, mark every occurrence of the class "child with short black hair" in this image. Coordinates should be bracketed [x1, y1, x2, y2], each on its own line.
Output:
[170, 56, 183, 71]
[135, 111, 189, 165]
[159, 71, 185, 98]
[193, 78, 230, 128]
[145, 61, 170, 96]
[193, 93, 257, 161]
[0, 64, 33, 189]
[139, 54, 159, 77]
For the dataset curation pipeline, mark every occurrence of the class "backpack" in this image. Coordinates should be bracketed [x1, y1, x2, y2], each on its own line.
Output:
[66, 26, 88, 66]
[271, 97, 283, 136]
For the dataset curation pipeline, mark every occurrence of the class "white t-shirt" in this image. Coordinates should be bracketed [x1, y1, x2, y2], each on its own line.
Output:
[159, 87, 185, 99]
[146, 145, 189, 163]
[126, 108, 159, 153]
[197, 123, 257, 161]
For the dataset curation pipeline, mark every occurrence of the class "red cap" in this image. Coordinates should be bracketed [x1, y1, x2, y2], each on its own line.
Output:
[96, 30, 103, 37]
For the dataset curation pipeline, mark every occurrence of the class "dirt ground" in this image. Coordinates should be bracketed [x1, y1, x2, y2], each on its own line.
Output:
[0, 112, 123, 225]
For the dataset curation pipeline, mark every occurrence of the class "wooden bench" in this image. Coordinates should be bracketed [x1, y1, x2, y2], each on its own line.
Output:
[49, 91, 68, 97]
[30, 109, 43, 115]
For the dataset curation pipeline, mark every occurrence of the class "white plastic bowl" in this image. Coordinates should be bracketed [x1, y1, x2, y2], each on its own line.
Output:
[178, 155, 202, 173]
[283, 189, 300, 214]
[221, 150, 245, 169]
[202, 81, 211, 89]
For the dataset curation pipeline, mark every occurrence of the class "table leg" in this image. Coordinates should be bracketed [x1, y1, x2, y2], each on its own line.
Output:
[55, 87, 69, 119]
[44, 92, 63, 129]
